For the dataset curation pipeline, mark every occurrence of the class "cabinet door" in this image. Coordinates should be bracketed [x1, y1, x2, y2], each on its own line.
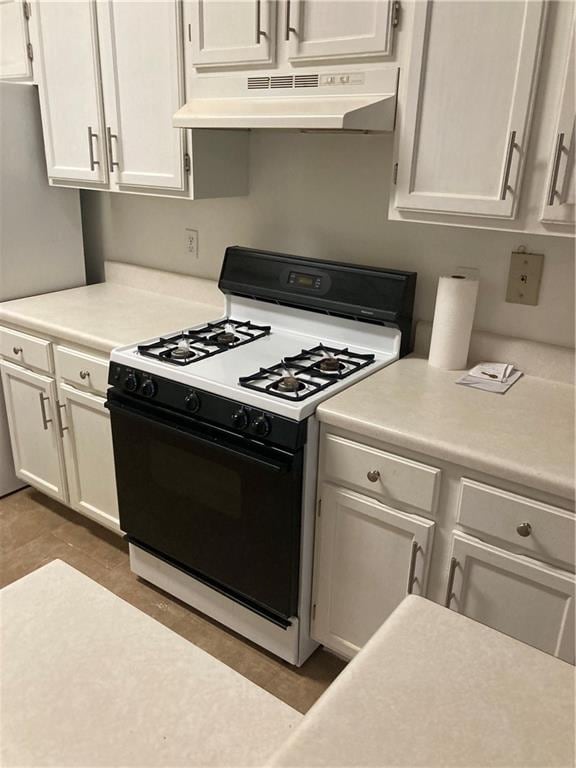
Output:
[312, 484, 435, 659]
[446, 532, 575, 663]
[287, 0, 395, 62]
[0, 361, 67, 503]
[59, 384, 119, 532]
[0, 0, 31, 79]
[33, 0, 108, 183]
[541, 21, 575, 226]
[189, 0, 275, 68]
[98, 0, 186, 192]
[394, 1, 546, 218]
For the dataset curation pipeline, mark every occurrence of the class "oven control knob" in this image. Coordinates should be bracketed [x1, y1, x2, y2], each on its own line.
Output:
[141, 378, 157, 398]
[124, 372, 139, 392]
[252, 415, 271, 437]
[231, 407, 249, 430]
[185, 391, 200, 413]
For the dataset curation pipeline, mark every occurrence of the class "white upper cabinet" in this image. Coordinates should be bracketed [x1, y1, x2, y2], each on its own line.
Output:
[394, 0, 547, 219]
[97, 0, 186, 191]
[189, 0, 275, 68]
[287, 0, 396, 62]
[32, 0, 108, 184]
[541, 20, 574, 226]
[0, 0, 32, 79]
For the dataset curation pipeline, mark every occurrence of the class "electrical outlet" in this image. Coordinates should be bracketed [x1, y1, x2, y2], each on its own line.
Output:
[506, 249, 544, 306]
[185, 228, 198, 258]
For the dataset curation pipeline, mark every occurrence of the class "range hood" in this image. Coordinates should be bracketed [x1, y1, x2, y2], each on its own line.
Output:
[174, 68, 398, 132]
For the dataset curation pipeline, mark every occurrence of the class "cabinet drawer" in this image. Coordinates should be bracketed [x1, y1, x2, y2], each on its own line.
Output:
[0, 327, 53, 373]
[56, 347, 109, 395]
[323, 434, 441, 515]
[458, 479, 575, 569]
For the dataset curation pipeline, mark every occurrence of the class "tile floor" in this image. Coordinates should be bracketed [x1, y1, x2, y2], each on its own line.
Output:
[0, 487, 346, 713]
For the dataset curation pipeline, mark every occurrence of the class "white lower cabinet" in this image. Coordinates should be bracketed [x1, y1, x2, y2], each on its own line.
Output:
[311, 483, 435, 659]
[0, 360, 67, 503]
[446, 532, 575, 663]
[59, 383, 119, 532]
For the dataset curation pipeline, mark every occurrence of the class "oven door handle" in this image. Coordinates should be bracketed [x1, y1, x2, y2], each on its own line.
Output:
[106, 399, 292, 474]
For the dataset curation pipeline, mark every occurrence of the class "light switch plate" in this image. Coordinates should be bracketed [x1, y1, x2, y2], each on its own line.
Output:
[506, 250, 544, 306]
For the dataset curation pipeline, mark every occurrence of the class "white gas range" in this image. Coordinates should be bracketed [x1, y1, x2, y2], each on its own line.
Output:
[107, 247, 416, 665]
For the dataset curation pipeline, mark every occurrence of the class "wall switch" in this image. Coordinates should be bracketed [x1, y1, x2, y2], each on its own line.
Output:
[185, 228, 198, 258]
[506, 249, 544, 306]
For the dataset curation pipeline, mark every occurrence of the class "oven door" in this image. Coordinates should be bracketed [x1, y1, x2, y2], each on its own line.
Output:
[107, 393, 303, 623]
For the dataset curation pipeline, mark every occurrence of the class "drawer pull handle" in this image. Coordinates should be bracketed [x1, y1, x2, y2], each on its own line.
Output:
[79, 369, 90, 380]
[12, 346, 22, 355]
[367, 470, 380, 483]
[444, 557, 458, 608]
[516, 521, 532, 537]
[406, 541, 420, 595]
[38, 393, 52, 430]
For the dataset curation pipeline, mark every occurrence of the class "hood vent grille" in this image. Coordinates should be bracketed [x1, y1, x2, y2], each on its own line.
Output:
[247, 76, 270, 90]
[295, 74, 319, 88]
[247, 74, 320, 91]
[271, 75, 293, 88]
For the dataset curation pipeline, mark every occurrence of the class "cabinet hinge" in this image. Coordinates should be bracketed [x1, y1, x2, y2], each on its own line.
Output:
[392, 1, 401, 28]
[26, 42, 33, 61]
[312, 604, 316, 621]
[393, 162, 398, 185]
[23, 1, 31, 20]
[184, 152, 191, 174]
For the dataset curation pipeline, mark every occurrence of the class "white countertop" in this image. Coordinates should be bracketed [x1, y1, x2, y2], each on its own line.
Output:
[270, 595, 575, 768]
[317, 356, 575, 501]
[0, 282, 224, 354]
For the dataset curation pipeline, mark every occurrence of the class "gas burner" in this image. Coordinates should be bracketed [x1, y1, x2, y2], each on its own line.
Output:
[275, 376, 306, 393]
[239, 344, 375, 401]
[137, 319, 271, 366]
[315, 356, 344, 374]
[213, 332, 239, 346]
[170, 340, 196, 360]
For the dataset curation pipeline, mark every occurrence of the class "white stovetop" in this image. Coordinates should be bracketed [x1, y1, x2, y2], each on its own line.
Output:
[111, 296, 401, 419]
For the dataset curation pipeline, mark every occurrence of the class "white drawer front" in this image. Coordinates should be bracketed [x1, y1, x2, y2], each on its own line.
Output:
[323, 434, 441, 515]
[0, 327, 53, 373]
[458, 479, 575, 569]
[56, 347, 109, 396]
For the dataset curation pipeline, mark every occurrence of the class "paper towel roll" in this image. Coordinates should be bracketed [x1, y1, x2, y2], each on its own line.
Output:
[428, 274, 479, 370]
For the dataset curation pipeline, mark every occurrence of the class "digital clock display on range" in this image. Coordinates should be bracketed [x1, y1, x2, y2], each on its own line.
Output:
[288, 271, 322, 290]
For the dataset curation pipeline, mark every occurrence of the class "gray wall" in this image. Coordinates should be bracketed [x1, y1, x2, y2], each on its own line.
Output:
[82, 130, 575, 348]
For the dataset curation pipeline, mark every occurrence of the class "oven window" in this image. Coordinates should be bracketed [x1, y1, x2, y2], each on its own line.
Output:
[150, 441, 242, 520]
[110, 403, 303, 620]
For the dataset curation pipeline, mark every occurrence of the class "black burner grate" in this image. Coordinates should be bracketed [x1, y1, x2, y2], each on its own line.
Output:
[239, 344, 375, 401]
[137, 319, 271, 366]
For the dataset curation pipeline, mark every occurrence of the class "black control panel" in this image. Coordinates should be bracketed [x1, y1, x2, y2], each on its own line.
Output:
[108, 362, 307, 452]
[219, 246, 417, 357]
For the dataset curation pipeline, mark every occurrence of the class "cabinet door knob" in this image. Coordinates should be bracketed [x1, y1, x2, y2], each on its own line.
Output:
[516, 522, 532, 537]
[367, 470, 380, 483]
[12, 346, 22, 355]
[79, 369, 90, 380]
